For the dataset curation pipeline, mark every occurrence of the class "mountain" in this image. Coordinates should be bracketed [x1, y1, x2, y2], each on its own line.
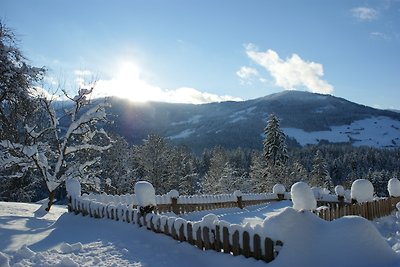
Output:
[106, 91, 400, 152]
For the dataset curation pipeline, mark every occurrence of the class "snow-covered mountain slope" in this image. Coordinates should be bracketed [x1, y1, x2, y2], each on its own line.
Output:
[104, 91, 400, 152]
[283, 116, 400, 148]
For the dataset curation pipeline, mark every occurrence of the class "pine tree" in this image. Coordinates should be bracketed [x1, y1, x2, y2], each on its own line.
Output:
[263, 113, 288, 167]
[310, 150, 332, 189]
[202, 147, 227, 194]
[262, 114, 288, 188]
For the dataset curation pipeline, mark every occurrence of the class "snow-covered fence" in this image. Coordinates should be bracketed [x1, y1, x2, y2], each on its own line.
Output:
[69, 190, 288, 215]
[314, 197, 400, 221]
[68, 194, 282, 263]
[155, 192, 286, 214]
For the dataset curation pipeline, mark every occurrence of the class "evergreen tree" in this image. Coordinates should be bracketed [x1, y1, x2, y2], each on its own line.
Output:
[262, 114, 288, 188]
[202, 147, 227, 194]
[263, 113, 288, 167]
[310, 150, 332, 189]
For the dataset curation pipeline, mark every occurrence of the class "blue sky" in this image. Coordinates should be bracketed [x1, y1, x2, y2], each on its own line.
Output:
[1, 0, 399, 108]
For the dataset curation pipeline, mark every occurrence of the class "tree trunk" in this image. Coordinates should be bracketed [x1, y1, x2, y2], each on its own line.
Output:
[45, 190, 56, 211]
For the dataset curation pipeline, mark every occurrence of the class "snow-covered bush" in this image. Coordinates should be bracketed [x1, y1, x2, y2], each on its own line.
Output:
[291, 182, 316, 211]
[334, 185, 345, 197]
[351, 179, 374, 203]
[388, 178, 400, 197]
[65, 179, 81, 198]
[273, 184, 285, 194]
[134, 181, 156, 208]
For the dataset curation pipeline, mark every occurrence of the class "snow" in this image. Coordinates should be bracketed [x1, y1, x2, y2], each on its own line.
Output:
[334, 185, 345, 197]
[1, 201, 400, 267]
[272, 184, 285, 194]
[167, 189, 179, 199]
[351, 179, 374, 203]
[233, 190, 243, 198]
[291, 182, 317, 211]
[283, 116, 400, 148]
[134, 181, 156, 207]
[388, 178, 400, 197]
[171, 115, 203, 126]
[168, 129, 195, 139]
[262, 208, 399, 267]
[65, 179, 81, 197]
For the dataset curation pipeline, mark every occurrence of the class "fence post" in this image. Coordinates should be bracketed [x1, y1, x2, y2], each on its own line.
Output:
[237, 196, 243, 209]
[222, 227, 230, 254]
[186, 223, 194, 245]
[253, 234, 261, 260]
[264, 237, 274, 263]
[232, 230, 240, 256]
[171, 197, 179, 214]
[203, 227, 211, 250]
[277, 193, 285, 201]
[243, 231, 250, 258]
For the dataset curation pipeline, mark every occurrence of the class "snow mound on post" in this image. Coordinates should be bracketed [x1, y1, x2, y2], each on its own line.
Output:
[233, 190, 242, 198]
[65, 179, 81, 197]
[351, 179, 374, 203]
[167, 189, 179, 198]
[262, 207, 398, 267]
[134, 181, 156, 207]
[388, 178, 400, 197]
[291, 182, 316, 211]
[334, 185, 345, 197]
[273, 184, 285, 194]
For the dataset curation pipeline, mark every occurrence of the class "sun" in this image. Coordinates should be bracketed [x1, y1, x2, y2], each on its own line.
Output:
[94, 61, 163, 102]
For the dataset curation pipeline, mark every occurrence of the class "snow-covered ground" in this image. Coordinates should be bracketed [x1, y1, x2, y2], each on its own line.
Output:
[283, 116, 400, 148]
[1, 201, 400, 267]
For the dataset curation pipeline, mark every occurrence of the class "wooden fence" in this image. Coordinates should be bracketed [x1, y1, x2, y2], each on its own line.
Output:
[69, 196, 282, 263]
[155, 197, 279, 214]
[314, 197, 400, 221]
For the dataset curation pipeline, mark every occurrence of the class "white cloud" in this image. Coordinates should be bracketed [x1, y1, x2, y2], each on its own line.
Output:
[236, 66, 259, 85]
[370, 31, 389, 40]
[244, 44, 334, 94]
[351, 7, 378, 21]
[90, 62, 242, 104]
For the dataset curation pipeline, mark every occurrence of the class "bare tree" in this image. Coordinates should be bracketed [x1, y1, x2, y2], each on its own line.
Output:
[1, 86, 112, 211]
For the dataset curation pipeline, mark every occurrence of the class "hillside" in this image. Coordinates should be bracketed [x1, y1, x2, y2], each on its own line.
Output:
[105, 91, 400, 152]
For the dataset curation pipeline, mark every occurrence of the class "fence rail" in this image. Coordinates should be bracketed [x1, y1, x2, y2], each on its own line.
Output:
[68, 196, 282, 263]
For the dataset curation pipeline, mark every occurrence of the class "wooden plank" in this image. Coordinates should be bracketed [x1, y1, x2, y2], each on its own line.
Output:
[264, 237, 274, 263]
[232, 230, 240, 256]
[171, 224, 178, 240]
[203, 227, 211, 250]
[242, 230, 251, 258]
[214, 225, 221, 252]
[222, 227, 230, 254]
[178, 224, 185, 242]
[253, 234, 261, 260]
[187, 223, 195, 245]
[196, 227, 204, 250]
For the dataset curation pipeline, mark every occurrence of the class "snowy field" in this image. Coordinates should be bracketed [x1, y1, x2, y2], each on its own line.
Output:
[1, 201, 400, 267]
